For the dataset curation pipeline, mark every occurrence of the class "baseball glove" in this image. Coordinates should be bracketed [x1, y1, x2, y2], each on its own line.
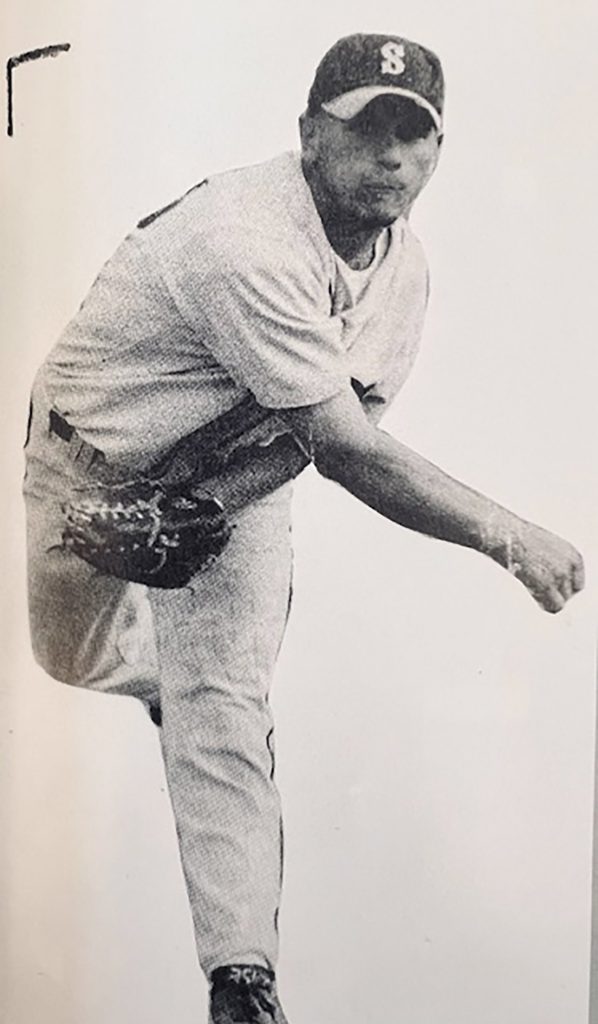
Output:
[60, 394, 312, 588]
[62, 477, 231, 588]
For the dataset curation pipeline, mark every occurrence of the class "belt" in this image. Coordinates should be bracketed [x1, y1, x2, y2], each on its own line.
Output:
[48, 408, 106, 472]
[46, 396, 293, 483]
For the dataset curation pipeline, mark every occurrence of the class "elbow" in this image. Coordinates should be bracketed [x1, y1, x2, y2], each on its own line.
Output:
[312, 435, 367, 486]
[313, 448, 338, 482]
[283, 395, 381, 486]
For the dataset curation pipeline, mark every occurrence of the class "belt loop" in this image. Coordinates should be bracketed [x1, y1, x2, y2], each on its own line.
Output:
[72, 438, 86, 462]
[72, 438, 97, 472]
[48, 408, 104, 472]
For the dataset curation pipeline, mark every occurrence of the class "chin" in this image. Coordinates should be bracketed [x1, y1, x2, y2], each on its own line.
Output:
[355, 195, 409, 229]
[376, 211, 402, 227]
[358, 208, 403, 230]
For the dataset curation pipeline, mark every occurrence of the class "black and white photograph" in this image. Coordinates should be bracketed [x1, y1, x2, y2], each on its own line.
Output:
[2, 2, 597, 1022]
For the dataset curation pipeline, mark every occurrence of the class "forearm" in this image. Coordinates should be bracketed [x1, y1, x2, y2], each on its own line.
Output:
[281, 387, 582, 612]
[318, 427, 519, 565]
[199, 433, 310, 514]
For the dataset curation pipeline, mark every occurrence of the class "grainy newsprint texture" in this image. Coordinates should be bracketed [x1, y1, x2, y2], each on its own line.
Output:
[2, 3, 597, 1023]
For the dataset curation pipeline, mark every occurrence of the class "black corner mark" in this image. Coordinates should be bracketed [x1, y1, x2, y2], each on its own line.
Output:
[6, 43, 71, 137]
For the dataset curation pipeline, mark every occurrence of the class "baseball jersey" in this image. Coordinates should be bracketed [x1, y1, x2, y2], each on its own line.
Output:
[41, 152, 429, 466]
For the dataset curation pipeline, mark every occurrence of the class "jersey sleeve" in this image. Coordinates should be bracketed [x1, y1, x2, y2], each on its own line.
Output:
[157, 225, 347, 410]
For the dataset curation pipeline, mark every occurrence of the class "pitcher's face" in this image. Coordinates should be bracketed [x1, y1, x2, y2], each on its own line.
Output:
[301, 95, 442, 228]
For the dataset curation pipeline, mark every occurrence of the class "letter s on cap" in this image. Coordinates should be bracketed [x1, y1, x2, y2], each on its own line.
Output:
[380, 41, 406, 76]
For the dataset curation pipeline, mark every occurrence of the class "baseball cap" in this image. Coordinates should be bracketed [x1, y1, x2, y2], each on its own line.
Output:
[308, 33, 444, 131]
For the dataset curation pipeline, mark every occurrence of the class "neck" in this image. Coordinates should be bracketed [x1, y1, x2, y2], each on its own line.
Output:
[302, 158, 383, 269]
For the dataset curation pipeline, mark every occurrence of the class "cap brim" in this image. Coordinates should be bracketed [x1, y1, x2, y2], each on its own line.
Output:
[321, 85, 442, 130]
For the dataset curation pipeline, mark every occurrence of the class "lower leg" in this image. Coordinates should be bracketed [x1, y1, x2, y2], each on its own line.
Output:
[151, 487, 293, 976]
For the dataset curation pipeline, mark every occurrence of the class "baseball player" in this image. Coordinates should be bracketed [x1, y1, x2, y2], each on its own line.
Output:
[24, 33, 584, 1024]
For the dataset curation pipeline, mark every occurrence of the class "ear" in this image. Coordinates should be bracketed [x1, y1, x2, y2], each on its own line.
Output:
[299, 111, 320, 161]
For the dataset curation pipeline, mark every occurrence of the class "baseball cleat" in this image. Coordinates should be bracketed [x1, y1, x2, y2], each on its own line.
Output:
[209, 965, 289, 1024]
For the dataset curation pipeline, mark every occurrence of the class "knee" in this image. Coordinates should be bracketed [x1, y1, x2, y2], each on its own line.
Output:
[28, 584, 91, 686]
[29, 621, 84, 686]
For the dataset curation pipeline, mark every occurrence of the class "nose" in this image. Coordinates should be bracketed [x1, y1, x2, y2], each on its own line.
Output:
[375, 134, 405, 171]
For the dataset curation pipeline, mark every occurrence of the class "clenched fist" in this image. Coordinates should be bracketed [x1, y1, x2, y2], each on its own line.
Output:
[493, 521, 585, 614]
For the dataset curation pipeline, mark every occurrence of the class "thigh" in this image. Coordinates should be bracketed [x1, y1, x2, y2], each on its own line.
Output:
[149, 484, 294, 712]
[24, 390, 160, 699]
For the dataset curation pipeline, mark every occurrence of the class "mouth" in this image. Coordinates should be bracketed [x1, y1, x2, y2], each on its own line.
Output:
[361, 183, 407, 201]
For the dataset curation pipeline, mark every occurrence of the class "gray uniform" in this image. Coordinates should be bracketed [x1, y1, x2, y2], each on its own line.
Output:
[24, 150, 429, 973]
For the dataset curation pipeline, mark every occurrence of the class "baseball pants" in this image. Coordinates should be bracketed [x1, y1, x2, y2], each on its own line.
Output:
[23, 378, 294, 976]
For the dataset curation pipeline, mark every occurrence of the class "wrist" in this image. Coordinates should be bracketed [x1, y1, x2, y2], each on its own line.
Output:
[478, 508, 525, 569]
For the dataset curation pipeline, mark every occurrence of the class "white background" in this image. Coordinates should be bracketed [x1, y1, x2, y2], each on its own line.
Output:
[1, 2, 597, 1022]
